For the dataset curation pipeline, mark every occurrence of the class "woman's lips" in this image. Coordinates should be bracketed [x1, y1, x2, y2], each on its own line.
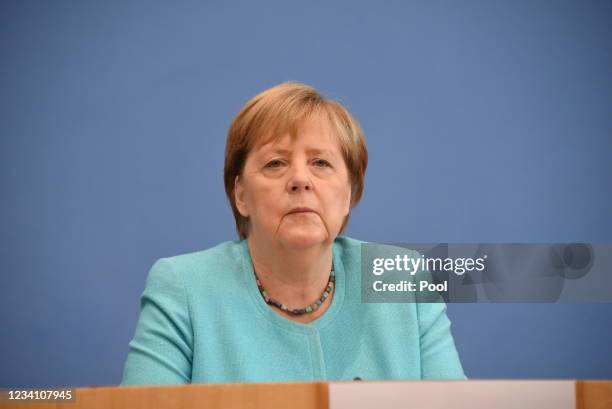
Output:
[287, 207, 316, 214]
[287, 211, 315, 216]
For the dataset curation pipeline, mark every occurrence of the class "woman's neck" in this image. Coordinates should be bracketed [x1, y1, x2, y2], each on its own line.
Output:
[246, 234, 334, 309]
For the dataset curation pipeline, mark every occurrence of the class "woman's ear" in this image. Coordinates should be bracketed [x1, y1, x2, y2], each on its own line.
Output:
[234, 175, 249, 217]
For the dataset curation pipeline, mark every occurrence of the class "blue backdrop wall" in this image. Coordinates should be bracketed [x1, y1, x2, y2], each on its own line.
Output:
[1, 0, 611, 387]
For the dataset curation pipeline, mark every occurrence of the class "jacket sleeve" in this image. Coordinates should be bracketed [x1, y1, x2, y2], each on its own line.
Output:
[120, 258, 193, 385]
[417, 300, 467, 379]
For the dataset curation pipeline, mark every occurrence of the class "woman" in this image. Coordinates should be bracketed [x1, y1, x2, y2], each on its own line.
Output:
[120, 82, 465, 385]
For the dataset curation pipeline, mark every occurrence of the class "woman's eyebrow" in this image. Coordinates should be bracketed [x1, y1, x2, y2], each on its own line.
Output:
[305, 148, 338, 157]
[258, 147, 338, 157]
[269, 148, 291, 155]
[256, 146, 291, 156]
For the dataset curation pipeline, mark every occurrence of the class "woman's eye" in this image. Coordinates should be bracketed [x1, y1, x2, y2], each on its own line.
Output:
[265, 159, 283, 168]
[313, 159, 331, 168]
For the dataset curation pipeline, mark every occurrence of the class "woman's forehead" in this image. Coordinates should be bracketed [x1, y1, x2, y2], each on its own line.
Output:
[253, 115, 341, 153]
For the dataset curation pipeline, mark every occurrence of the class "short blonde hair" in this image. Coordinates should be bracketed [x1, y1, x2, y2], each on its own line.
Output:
[224, 81, 368, 239]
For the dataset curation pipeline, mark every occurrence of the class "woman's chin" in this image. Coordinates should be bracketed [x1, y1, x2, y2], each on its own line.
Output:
[277, 227, 328, 250]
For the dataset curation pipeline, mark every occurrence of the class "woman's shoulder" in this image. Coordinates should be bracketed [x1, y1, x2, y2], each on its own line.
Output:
[163, 239, 243, 262]
[336, 236, 424, 258]
[334, 235, 368, 272]
[153, 240, 246, 285]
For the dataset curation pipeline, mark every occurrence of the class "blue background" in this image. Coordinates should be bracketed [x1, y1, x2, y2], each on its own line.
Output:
[1, 0, 611, 387]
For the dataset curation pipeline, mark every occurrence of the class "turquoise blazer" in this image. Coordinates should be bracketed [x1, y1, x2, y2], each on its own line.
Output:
[121, 236, 466, 384]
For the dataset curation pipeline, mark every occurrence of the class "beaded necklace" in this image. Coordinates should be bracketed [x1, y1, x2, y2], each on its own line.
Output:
[254, 268, 335, 315]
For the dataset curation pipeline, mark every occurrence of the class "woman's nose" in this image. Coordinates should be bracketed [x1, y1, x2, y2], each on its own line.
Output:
[287, 164, 313, 192]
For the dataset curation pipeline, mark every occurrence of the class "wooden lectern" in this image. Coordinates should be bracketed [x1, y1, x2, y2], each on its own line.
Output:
[2, 380, 611, 408]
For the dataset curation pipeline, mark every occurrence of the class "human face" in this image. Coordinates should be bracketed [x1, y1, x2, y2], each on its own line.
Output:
[234, 117, 352, 250]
